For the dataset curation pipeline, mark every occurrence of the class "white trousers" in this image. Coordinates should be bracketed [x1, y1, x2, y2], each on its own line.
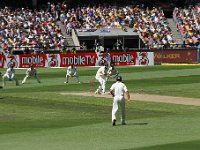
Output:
[22, 75, 40, 84]
[66, 74, 80, 83]
[2, 74, 19, 86]
[96, 77, 106, 93]
[112, 96, 125, 124]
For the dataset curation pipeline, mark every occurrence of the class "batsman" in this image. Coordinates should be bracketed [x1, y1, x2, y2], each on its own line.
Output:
[95, 64, 108, 95]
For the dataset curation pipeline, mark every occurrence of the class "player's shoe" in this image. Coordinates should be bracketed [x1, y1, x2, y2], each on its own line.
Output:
[122, 122, 126, 125]
[95, 90, 98, 94]
[78, 82, 81, 84]
[112, 119, 116, 126]
[95, 89, 101, 94]
[64, 81, 68, 84]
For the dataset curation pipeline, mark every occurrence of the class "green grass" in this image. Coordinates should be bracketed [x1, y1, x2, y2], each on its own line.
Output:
[132, 140, 200, 150]
[0, 65, 200, 150]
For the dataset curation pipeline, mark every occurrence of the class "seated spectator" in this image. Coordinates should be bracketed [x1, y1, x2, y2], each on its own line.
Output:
[0, 6, 67, 54]
[173, 4, 200, 47]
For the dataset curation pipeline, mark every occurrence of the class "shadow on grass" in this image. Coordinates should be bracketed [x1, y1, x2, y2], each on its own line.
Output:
[112, 122, 148, 127]
[124, 139, 200, 150]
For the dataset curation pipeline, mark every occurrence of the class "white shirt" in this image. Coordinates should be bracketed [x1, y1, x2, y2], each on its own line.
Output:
[67, 66, 77, 76]
[95, 66, 107, 79]
[26, 68, 37, 76]
[5, 68, 15, 77]
[110, 81, 128, 97]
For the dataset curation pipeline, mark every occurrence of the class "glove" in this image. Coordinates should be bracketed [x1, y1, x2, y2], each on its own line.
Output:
[110, 91, 115, 97]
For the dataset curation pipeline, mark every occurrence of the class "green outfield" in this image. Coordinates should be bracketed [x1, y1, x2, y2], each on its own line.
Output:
[0, 66, 200, 150]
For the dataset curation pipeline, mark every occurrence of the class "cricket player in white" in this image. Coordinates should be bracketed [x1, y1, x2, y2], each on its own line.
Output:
[22, 65, 41, 84]
[64, 65, 80, 83]
[110, 76, 130, 126]
[2, 66, 19, 86]
[107, 64, 119, 80]
[95, 65, 108, 94]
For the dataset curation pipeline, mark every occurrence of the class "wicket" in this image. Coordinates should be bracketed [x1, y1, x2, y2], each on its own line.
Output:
[89, 79, 95, 94]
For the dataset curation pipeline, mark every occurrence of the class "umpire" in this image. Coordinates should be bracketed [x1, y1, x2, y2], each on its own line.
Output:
[110, 76, 130, 126]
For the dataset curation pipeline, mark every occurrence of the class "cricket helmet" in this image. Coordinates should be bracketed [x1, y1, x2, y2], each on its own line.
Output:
[116, 76, 122, 81]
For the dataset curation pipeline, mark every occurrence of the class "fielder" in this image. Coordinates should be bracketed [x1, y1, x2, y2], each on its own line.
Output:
[2, 66, 19, 87]
[107, 64, 119, 81]
[110, 76, 130, 126]
[64, 65, 80, 84]
[22, 65, 41, 84]
[95, 65, 108, 94]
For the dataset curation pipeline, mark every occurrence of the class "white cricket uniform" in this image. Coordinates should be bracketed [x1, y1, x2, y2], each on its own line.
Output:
[110, 81, 128, 124]
[67, 66, 78, 76]
[22, 68, 40, 84]
[65, 66, 80, 83]
[95, 66, 107, 94]
[2, 68, 19, 86]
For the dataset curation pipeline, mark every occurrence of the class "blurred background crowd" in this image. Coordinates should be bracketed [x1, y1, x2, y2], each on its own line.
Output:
[0, 0, 199, 54]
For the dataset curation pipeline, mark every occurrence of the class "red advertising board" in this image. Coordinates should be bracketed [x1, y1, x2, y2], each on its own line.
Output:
[19, 54, 47, 68]
[110, 52, 138, 65]
[1, 49, 197, 68]
[154, 49, 197, 63]
[0, 51, 154, 68]
[59, 53, 97, 67]
[0, 54, 6, 68]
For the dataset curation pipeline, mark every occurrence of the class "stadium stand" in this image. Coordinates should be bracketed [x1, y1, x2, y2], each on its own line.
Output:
[0, 0, 199, 54]
[0, 6, 67, 54]
[173, 3, 200, 47]
[56, 4, 178, 49]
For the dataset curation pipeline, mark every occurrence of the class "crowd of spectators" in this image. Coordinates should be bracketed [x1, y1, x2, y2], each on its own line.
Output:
[1, 1, 199, 55]
[132, 6, 175, 49]
[0, 6, 66, 55]
[52, 3, 175, 49]
[173, 3, 200, 47]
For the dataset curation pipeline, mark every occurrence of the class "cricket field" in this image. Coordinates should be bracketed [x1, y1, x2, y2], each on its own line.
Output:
[0, 65, 200, 150]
